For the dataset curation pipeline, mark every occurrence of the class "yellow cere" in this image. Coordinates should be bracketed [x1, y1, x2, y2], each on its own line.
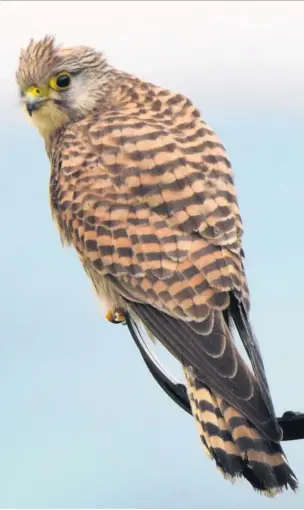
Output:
[26, 85, 49, 98]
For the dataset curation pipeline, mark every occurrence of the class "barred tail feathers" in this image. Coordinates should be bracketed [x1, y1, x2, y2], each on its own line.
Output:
[184, 368, 298, 495]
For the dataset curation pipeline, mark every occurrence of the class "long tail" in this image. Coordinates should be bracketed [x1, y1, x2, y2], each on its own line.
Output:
[184, 368, 298, 495]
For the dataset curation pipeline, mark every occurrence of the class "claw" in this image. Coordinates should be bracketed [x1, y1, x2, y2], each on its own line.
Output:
[116, 309, 126, 322]
[106, 308, 127, 324]
[106, 310, 115, 322]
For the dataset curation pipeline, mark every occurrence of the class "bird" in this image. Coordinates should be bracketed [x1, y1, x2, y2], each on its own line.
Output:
[16, 35, 298, 495]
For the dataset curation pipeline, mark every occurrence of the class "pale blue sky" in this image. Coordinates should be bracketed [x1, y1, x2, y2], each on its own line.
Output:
[1, 1, 304, 508]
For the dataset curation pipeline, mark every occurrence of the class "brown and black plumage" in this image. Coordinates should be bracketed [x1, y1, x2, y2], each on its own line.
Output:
[16, 36, 298, 495]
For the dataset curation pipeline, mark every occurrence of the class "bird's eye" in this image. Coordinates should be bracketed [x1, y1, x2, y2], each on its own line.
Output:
[49, 72, 72, 91]
[56, 74, 71, 89]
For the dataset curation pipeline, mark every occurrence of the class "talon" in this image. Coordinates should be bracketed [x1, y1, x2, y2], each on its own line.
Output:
[115, 308, 126, 323]
[106, 310, 115, 323]
[106, 308, 126, 324]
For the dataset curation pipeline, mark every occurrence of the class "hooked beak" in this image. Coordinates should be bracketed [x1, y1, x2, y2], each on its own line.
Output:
[24, 86, 48, 116]
[26, 98, 46, 116]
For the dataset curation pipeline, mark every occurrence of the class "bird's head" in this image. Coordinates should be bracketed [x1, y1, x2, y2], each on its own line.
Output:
[16, 36, 114, 138]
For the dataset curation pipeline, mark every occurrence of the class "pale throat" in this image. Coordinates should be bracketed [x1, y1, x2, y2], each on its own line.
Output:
[30, 101, 69, 140]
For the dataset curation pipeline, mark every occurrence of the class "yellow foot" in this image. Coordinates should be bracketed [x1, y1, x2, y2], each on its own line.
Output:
[106, 308, 127, 324]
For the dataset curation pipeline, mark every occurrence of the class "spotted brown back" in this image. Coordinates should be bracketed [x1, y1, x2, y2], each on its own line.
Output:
[49, 74, 249, 323]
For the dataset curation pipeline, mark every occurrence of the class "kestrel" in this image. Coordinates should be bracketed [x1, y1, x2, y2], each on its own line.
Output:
[16, 36, 298, 495]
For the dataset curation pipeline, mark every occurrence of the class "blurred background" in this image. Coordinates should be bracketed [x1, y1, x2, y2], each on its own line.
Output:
[0, 1, 303, 508]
